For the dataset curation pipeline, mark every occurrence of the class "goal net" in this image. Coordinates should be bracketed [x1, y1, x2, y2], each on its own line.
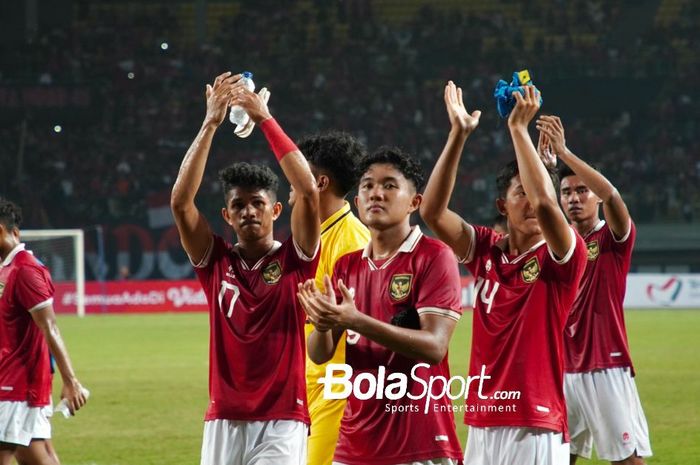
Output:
[21, 229, 85, 317]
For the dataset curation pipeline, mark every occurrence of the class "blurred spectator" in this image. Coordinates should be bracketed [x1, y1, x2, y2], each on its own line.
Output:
[0, 0, 697, 231]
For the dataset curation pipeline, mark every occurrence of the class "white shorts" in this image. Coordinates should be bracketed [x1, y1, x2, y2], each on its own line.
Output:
[0, 401, 52, 446]
[200, 419, 308, 465]
[565, 367, 652, 461]
[334, 459, 457, 465]
[463, 426, 569, 465]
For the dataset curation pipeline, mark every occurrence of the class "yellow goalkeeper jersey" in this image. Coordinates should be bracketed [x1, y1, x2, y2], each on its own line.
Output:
[305, 201, 369, 465]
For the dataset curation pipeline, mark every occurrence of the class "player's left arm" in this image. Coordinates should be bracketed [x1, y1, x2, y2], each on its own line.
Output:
[536, 115, 631, 239]
[16, 267, 87, 415]
[346, 309, 458, 365]
[229, 84, 320, 257]
[31, 306, 87, 415]
[508, 87, 573, 259]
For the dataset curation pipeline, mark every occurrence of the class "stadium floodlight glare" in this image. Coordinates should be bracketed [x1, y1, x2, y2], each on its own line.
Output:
[22, 229, 85, 317]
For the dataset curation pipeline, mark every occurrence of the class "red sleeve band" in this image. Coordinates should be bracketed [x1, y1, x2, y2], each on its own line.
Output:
[260, 118, 298, 162]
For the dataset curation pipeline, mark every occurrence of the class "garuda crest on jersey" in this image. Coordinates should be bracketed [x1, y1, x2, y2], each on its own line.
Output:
[521, 257, 540, 283]
[389, 274, 412, 301]
[262, 260, 282, 284]
[586, 241, 600, 261]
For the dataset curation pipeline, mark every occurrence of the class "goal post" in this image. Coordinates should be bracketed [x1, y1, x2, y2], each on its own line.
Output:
[21, 229, 85, 317]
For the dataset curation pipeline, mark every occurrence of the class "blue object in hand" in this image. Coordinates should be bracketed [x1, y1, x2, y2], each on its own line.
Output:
[493, 69, 542, 119]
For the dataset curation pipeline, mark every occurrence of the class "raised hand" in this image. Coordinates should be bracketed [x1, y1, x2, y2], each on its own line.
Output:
[204, 72, 241, 128]
[537, 129, 557, 169]
[507, 85, 541, 129]
[229, 82, 273, 124]
[536, 115, 568, 157]
[444, 80, 481, 136]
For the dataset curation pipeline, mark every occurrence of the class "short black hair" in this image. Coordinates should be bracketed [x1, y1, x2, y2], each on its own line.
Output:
[218, 162, 279, 203]
[297, 131, 366, 197]
[358, 147, 425, 192]
[496, 160, 559, 198]
[558, 163, 601, 181]
[0, 198, 22, 230]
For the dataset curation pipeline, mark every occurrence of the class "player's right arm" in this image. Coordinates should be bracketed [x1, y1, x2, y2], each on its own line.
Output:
[536, 115, 631, 239]
[171, 72, 241, 264]
[420, 81, 481, 260]
[508, 87, 573, 259]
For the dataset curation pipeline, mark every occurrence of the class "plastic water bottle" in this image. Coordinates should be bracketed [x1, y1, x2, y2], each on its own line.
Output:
[229, 71, 255, 127]
[55, 387, 90, 418]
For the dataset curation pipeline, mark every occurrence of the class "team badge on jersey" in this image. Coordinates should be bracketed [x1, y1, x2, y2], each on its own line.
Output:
[389, 274, 412, 301]
[521, 257, 540, 283]
[0, 282, 4, 299]
[262, 260, 282, 284]
[586, 240, 600, 261]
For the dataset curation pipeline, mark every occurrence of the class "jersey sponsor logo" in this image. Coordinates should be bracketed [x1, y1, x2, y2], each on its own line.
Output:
[389, 274, 412, 301]
[586, 240, 600, 261]
[226, 265, 236, 280]
[261, 260, 282, 284]
[521, 257, 540, 283]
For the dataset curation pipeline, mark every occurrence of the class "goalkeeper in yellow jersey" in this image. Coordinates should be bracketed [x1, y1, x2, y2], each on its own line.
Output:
[293, 132, 370, 465]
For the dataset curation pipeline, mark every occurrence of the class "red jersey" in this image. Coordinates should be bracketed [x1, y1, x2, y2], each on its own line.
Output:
[564, 220, 636, 374]
[0, 244, 54, 407]
[462, 225, 586, 434]
[331, 227, 463, 465]
[193, 234, 319, 423]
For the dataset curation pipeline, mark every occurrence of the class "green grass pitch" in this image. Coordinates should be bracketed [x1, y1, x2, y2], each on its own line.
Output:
[46, 310, 700, 465]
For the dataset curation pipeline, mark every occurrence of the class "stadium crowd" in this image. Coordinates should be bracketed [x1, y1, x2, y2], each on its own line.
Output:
[0, 0, 698, 230]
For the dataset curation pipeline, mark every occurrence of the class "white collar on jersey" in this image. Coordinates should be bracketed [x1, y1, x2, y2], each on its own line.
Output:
[582, 220, 606, 239]
[362, 225, 422, 271]
[232, 240, 282, 271]
[495, 235, 546, 265]
[1, 243, 26, 268]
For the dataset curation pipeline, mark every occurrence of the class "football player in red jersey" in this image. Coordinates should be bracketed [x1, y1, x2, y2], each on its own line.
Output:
[0, 198, 88, 465]
[421, 81, 587, 465]
[536, 115, 651, 465]
[171, 72, 320, 465]
[298, 147, 464, 465]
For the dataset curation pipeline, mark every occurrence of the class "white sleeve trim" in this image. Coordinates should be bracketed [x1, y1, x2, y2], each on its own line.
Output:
[611, 218, 633, 243]
[417, 307, 462, 322]
[189, 235, 214, 269]
[456, 223, 476, 264]
[293, 239, 320, 263]
[28, 298, 53, 313]
[547, 228, 577, 265]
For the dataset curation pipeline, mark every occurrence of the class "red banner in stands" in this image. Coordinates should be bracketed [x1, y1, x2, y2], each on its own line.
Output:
[53, 277, 476, 314]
